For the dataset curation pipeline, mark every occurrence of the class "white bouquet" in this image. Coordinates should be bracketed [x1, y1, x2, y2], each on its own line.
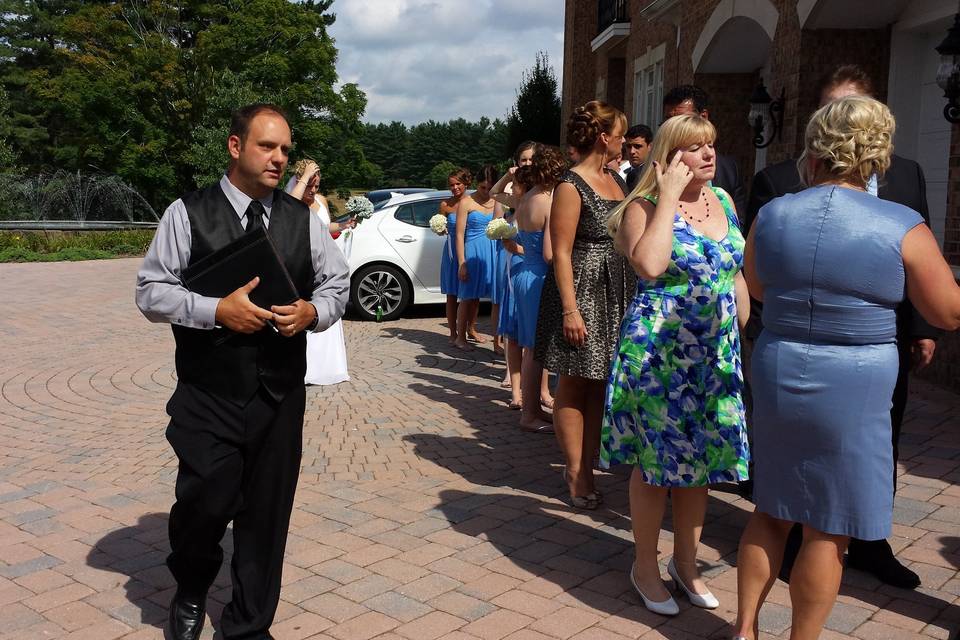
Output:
[344, 195, 374, 224]
[429, 213, 448, 235]
[485, 217, 517, 240]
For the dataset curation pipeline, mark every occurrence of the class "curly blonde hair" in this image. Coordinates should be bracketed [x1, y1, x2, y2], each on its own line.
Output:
[799, 95, 894, 188]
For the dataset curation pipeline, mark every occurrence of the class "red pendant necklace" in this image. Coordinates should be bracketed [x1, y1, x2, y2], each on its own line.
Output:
[678, 189, 711, 223]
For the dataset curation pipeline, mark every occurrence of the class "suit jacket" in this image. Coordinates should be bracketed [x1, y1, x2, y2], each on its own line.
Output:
[713, 153, 746, 222]
[746, 154, 939, 343]
[624, 163, 643, 192]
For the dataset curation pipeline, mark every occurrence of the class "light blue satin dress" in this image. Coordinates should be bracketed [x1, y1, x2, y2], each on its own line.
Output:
[751, 185, 924, 540]
[512, 230, 548, 349]
[457, 210, 495, 300]
[440, 213, 459, 296]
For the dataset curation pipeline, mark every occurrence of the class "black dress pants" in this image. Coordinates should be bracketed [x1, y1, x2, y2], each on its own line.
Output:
[165, 382, 305, 640]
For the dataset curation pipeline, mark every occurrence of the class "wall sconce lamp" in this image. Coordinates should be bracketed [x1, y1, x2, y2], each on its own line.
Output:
[749, 80, 784, 149]
[936, 12, 960, 124]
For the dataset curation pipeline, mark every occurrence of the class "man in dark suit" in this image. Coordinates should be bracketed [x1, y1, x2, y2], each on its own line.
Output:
[663, 85, 747, 215]
[621, 123, 652, 192]
[747, 65, 939, 590]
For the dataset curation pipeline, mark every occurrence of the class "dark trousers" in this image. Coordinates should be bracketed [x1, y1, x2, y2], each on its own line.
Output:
[165, 382, 305, 640]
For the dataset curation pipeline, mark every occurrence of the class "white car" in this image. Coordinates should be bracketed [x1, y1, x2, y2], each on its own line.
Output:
[340, 190, 452, 320]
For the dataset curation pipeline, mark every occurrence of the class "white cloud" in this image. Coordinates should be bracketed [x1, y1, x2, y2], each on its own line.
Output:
[328, 0, 564, 124]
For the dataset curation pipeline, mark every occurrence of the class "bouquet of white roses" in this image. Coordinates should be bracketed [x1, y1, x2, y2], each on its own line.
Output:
[429, 213, 448, 235]
[485, 217, 517, 240]
[344, 195, 375, 224]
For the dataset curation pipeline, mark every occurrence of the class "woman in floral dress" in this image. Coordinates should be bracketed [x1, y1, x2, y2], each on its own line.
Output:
[602, 115, 750, 616]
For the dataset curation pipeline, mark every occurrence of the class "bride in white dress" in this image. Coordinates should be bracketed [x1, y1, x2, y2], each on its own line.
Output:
[286, 161, 355, 385]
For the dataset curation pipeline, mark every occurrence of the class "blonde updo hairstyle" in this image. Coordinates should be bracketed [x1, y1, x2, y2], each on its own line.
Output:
[607, 114, 716, 237]
[567, 100, 628, 154]
[799, 95, 894, 188]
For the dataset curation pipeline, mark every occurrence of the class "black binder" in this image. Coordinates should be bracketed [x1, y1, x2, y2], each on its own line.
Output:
[182, 226, 299, 311]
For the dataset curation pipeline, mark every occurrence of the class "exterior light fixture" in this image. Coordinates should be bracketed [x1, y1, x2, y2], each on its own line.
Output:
[936, 12, 960, 124]
[749, 79, 784, 149]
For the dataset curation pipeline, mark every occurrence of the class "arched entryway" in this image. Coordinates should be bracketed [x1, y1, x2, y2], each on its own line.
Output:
[691, 0, 779, 178]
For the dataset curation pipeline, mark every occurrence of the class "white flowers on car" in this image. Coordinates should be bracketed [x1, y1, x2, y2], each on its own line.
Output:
[345, 195, 375, 223]
[429, 213, 448, 235]
[485, 217, 517, 240]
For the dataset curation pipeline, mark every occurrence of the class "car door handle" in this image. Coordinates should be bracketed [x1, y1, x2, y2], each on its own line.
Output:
[395, 236, 417, 243]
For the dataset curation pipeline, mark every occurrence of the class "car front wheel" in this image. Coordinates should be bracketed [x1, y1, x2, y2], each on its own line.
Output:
[350, 263, 412, 321]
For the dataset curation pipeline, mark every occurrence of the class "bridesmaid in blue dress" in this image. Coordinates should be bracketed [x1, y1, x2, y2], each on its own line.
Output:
[734, 96, 960, 640]
[439, 168, 471, 344]
[512, 147, 566, 431]
[455, 165, 500, 350]
[491, 145, 538, 400]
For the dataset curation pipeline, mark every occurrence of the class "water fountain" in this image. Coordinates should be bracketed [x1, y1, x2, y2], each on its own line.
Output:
[0, 171, 159, 229]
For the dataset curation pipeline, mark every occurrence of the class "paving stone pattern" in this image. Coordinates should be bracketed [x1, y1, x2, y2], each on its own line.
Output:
[1, 258, 958, 639]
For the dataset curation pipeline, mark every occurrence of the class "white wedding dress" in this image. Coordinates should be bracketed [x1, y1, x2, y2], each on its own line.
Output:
[305, 201, 350, 385]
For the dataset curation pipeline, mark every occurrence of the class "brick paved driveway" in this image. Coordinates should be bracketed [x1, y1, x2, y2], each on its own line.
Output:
[1, 258, 958, 640]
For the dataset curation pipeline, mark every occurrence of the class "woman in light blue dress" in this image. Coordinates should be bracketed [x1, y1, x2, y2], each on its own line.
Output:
[491, 146, 538, 403]
[513, 147, 566, 431]
[439, 168, 471, 344]
[455, 165, 500, 350]
[734, 96, 960, 640]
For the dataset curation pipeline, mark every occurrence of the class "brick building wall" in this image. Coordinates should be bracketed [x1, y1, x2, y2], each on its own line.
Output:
[919, 123, 960, 393]
[561, 1, 599, 134]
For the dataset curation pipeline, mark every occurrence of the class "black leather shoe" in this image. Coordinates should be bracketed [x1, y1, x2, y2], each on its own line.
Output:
[166, 591, 206, 640]
[847, 539, 920, 589]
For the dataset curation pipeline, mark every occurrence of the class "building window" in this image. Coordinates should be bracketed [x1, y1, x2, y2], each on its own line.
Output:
[633, 44, 666, 130]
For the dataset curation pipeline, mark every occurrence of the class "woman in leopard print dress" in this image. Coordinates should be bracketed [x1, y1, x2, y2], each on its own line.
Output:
[535, 101, 636, 508]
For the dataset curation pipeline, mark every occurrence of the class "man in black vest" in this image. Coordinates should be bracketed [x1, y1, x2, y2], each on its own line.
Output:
[663, 85, 747, 215]
[136, 104, 349, 639]
[746, 66, 939, 590]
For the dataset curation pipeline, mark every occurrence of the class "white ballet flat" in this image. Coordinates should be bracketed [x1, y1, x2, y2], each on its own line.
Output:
[629, 565, 679, 616]
[667, 559, 719, 609]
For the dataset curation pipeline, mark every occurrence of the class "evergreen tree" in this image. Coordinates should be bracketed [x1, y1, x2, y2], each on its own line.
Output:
[505, 51, 562, 154]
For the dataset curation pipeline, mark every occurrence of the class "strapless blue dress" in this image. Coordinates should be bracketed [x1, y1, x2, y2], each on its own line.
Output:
[440, 213, 458, 295]
[457, 210, 495, 300]
[512, 230, 548, 349]
[751, 185, 924, 540]
[498, 245, 523, 339]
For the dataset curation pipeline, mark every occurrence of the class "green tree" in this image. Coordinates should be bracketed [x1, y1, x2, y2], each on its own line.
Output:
[427, 161, 458, 190]
[0, 0, 370, 209]
[0, 88, 19, 170]
[505, 51, 562, 154]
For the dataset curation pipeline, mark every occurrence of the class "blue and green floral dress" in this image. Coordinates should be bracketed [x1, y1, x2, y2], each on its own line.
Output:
[600, 187, 749, 487]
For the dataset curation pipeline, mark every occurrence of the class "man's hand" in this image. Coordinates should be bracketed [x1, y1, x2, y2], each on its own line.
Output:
[215, 277, 274, 333]
[911, 338, 936, 371]
[271, 299, 317, 337]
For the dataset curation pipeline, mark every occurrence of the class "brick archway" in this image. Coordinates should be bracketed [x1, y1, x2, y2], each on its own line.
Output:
[692, 0, 779, 73]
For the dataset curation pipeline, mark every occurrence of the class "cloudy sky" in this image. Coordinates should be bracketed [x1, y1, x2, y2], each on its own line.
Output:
[328, 0, 565, 125]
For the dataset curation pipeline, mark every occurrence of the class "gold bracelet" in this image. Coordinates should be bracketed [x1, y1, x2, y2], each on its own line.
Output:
[561, 309, 578, 317]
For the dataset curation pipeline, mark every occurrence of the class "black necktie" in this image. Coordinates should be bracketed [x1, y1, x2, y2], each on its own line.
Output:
[245, 200, 266, 233]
